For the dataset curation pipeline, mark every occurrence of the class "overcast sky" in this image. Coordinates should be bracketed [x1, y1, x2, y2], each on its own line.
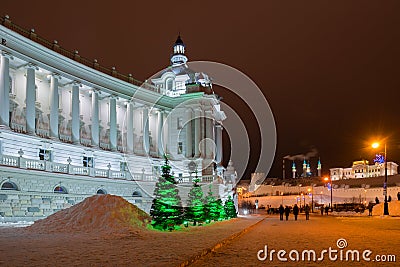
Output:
[2, 1, 399, 179]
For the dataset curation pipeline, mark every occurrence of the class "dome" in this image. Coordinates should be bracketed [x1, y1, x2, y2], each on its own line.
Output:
[149, 35, 213, 97]
[174, 35, 184, 46]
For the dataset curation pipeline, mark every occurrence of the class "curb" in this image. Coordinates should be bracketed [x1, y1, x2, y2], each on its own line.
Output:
[177, 216, 266, 267]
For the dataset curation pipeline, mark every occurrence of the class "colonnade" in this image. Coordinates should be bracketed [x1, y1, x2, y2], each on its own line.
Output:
[0, 54, 223, 163]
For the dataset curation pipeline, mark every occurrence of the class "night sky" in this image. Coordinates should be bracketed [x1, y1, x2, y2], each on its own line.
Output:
[2, 1, 400, 179]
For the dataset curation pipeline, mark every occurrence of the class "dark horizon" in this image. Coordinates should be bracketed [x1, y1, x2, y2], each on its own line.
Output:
[1, 1, 399, 179]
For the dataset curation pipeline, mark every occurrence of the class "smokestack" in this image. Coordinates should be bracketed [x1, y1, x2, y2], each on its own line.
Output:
[283, 158, 285, 179]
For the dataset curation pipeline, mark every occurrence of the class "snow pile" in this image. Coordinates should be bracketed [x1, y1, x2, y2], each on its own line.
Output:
[372, 200, 400, 216]
[27, 194, 151, 235]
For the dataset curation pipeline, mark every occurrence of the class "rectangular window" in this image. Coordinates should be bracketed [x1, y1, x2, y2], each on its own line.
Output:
[39, 149, 51, 161]
[83, 156, 94, 167]
[178, 142, 183, 154]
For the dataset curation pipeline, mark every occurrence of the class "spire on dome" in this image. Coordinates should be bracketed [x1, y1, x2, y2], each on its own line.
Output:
[171, 34, 188, 65]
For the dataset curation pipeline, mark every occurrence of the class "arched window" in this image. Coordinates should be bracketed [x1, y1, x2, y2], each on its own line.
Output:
[54, 186, 68, 194]
[132, 191, 142, 197]
[97, 189, 107, 195]
[166, 79, 173, 91]
[1, 181, 19, 191]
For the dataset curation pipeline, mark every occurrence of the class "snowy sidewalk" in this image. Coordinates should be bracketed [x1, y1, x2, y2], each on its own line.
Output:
[191, 214, 400, 266]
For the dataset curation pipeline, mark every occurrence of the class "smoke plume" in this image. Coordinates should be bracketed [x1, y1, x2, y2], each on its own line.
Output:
[283, 148, 318, 161]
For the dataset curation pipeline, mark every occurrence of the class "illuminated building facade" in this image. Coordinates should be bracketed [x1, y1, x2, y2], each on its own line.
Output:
[0, 16, 235, 221]
[330, 160, 398, 181]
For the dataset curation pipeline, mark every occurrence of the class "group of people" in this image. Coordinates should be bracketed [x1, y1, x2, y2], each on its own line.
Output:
[278, 204, 310, 221]
[320, 204, 330, 215]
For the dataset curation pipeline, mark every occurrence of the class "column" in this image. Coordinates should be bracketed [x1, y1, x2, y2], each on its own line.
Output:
[71, 82, 80, 144]
[194, 108, 201, 157]
[215, 123, 223, 164]
[109, 96, 117, 151]
[91, 90, 99, 146]
[164, 111, 170, 156]
[126, 102, 134, 153]
[49, 74, 60, 139]
[0, 53, 10, 127]
[157, 110, 164, 157]
[205, 110, 214, 159]
[25, 63, 37, 134]
[142, 107, 149, 154]
[185, 109, 193, 158]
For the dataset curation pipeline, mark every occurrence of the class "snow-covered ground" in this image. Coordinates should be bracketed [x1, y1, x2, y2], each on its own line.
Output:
[0, 195, 261, 266]
[1, 195, 399, 266]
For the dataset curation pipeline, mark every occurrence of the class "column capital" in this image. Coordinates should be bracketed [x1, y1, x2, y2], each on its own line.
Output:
[24, 62, 39, 70]
[0, 50, 13, 59]
[72, 81, 82, 87]
[109, 93, 118, 100]
[61, 80, 81, 88]
[50, 73, 62, 80]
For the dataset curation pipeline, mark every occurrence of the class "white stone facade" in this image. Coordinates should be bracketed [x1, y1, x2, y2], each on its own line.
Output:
[0, 17, 231, 220]
[330, 160, 398, 181]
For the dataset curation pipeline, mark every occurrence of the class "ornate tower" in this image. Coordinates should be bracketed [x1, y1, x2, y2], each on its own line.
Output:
[317, 158, 322, 177]
[302, 158, 307, 177]
[170, 35, 188, 66]
[292, 161, 296, 178]
[306, 162, 311, 176]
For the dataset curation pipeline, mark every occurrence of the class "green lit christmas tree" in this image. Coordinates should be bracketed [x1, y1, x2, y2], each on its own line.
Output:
[185, 174, 205, 226]
[150, 155, 183, 230]
[204, 185, 225, 222]
[224, 195, 237, 219]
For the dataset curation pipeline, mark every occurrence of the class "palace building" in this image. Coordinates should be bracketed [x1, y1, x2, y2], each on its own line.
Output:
[330, 160, 398, 181]
[0, 15, 236, 221]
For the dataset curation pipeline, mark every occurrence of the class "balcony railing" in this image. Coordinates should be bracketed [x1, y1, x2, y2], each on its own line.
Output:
[1, 15, 161, 94]
[0, 154, 218, 184]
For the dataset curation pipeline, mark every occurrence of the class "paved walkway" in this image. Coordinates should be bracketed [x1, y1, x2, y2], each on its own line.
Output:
[190, 214, 400, 266]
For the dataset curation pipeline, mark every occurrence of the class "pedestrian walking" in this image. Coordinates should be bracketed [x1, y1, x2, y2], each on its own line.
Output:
[321, 205, 324, 215]
[368, 203, 373, 216]
[375, 197, 379, 204]
[324, 206, 329, 215]
[293, 204, 299, 221]
[279, 204, 284, 221]
[284, 206, 290, 221]
[305, 204, 310, 220]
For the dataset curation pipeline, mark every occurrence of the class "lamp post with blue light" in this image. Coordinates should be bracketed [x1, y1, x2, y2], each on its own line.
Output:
[372, 142, 389, 216]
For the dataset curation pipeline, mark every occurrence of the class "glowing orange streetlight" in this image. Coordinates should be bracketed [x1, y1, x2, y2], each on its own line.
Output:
[371, 141, 389, 215]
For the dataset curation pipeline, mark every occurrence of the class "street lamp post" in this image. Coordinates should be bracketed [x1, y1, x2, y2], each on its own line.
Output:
[324, 177, 333, 212]
[372, 142, 389, 216]
[301, 193, 304, 209]
[308, 186, 314, 213]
